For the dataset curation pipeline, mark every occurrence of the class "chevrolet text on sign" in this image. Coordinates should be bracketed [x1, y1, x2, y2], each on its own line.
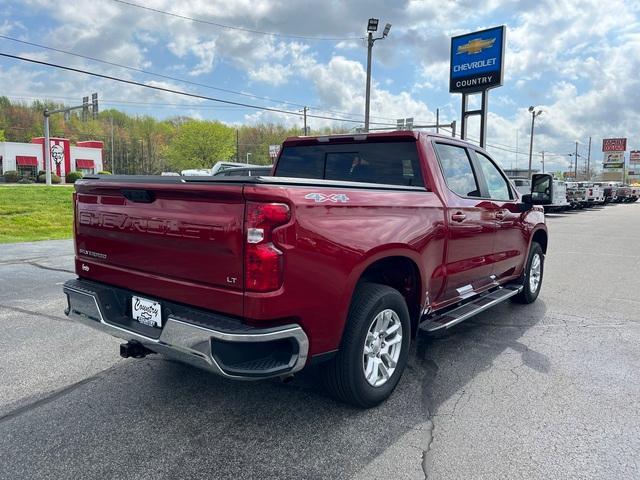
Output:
[450, 26, 505, 93]
[602, 138, 627, 152]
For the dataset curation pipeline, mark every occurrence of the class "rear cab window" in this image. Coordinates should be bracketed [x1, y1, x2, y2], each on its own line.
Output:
[274, 141, 425, 187]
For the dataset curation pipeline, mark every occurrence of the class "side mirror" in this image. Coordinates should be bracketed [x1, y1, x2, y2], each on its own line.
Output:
[517, 194, 533, 212]
[531, 174, 553, 204]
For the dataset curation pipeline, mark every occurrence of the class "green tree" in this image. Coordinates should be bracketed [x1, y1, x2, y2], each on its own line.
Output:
[165, 120, 235, 171]
[0, 129, 5, 141]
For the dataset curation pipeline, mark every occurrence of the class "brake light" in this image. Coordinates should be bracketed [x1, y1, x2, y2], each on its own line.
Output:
[589, 189, 593, 195]
[245, 202, 290, 292]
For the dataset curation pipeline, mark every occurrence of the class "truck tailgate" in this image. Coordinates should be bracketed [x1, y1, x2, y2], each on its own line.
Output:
[74, 181, 245, 316]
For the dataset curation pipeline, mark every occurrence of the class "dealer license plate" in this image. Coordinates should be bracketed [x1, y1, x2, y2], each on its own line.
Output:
[131, 296, 162, 328]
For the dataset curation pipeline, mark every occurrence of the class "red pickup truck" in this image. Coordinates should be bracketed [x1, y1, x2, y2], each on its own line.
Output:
[64, 131, 549, 407]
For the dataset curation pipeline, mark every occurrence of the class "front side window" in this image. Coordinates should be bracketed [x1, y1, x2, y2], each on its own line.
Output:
[434, 143, 480, 197]
[474, 151, 512, 200]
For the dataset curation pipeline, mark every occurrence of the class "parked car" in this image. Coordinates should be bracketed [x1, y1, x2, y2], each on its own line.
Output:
[593, 181, 619, 203]
[213, 166, 272, 177]
[512, 178, 531, 197]
[542, 179, 570, 212]
[180, 168, 212, 176]
[64, 131, 548, 407]
[211, 161, 264, 176]
[614, 185, 631, 203]
[577, 182, 604, 206]
[565, 182, 585, 209]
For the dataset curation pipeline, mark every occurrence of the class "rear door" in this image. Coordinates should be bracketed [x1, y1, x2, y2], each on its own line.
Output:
[471, 149, 528, 282]
[432, 142, 497, 303]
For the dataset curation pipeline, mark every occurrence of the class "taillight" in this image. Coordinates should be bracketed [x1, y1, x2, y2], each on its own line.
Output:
[244, 202, 290, 292]
[589, 189, 593, 195]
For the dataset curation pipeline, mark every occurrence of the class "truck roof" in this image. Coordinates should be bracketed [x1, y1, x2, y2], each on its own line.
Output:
[282, 130, 475, 149]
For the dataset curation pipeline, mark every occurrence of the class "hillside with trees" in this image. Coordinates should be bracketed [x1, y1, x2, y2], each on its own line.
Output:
[0, 97, 345, 173]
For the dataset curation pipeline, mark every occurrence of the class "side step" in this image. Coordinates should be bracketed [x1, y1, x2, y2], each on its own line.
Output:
[419, 284, 523, 333]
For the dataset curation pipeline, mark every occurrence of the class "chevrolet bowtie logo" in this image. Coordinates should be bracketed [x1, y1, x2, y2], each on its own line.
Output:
[457, 37, 496, 55]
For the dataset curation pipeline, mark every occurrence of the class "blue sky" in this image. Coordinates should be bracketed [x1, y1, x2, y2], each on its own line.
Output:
[1, 0, 640, 173]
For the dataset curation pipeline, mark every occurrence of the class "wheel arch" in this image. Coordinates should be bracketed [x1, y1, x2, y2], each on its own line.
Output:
[342, 249, 425, 340]
[531, 227, 548, 254]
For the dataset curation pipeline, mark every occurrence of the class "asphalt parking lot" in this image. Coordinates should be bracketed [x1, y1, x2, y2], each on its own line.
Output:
[1, 203, 639, 480]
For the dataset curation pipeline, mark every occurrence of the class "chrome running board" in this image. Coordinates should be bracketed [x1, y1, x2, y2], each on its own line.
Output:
[419, 284, 523, 333]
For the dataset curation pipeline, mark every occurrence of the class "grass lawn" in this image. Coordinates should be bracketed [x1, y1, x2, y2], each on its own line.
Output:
[0, 186, 74, 244]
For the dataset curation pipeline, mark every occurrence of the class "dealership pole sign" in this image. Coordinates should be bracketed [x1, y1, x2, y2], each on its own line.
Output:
[450, 26, 506, 147]
[602, 137, 627, 170]
[450, 26, 505, 94]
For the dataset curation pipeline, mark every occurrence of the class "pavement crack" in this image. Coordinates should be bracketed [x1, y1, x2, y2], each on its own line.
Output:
[25, 261, 74, 274]
[0, 363, 122, 424]
[421, 419, 435, 479]
[0, 303, 74, 323]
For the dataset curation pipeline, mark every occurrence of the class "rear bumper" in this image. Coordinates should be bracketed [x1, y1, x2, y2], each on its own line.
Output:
[63, 279, 308, 379]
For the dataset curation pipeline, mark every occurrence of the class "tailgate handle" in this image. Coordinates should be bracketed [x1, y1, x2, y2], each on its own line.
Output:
[122, 189, 155, 203]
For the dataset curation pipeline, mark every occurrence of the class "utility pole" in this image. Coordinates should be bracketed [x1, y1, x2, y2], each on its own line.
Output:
[302, 106, 308, 135]
[586, 136, 591, 180]
[110, 116, 115, 174]
[364, 19, 391, 132]
[436, 108, 439, 134]
[527, 106, 542, 179]
[574, 141, 578, 178]
[515, 130, 519, 171]
[541, 150, 545, 173]
[236, 129, 240, 162]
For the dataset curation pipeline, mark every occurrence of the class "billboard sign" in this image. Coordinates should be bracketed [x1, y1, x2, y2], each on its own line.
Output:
[603, 151, 625, 169]
[602, 138, 627, 152]
[629, 150, 640, 165]
[450, 26, 505, 93]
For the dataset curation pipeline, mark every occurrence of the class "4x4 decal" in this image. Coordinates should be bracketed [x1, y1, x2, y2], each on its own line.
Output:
[304, 193, 350, 203]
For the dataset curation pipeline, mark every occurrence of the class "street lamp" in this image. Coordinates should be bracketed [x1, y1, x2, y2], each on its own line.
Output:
[364, 18, 391, 132]
[527, 106, 543, 179]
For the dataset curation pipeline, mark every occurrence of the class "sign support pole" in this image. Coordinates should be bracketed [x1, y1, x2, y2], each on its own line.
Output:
[460, 91, 488, 148]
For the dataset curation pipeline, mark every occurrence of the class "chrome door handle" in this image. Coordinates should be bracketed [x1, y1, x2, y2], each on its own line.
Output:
[451, 212, 466, 222]
[495, 210, 506, 220]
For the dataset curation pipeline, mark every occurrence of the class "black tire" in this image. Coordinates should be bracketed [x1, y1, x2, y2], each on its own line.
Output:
[321, 282, 411, 408]
[513, 242, 544, 304]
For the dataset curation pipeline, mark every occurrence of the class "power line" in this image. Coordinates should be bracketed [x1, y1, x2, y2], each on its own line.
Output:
[0, 34, 306, 108]
[0, 34, 400, 122]
[108, 0, 363, 41]
[0, 52, 398, 126]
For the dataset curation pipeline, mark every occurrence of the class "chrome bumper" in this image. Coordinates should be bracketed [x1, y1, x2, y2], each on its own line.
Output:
[63, 280, 309, 379]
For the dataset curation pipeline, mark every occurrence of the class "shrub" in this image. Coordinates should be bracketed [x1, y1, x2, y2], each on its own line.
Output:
[3, 170, 19, 182]
[17, 177, 35, 184]
[38, 173, 61, 184]
[65, 171, 83, 183]
[97, 170, 112, 175]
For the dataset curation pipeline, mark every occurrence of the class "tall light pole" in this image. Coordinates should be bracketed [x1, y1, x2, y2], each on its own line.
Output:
[364, 18, 391, 132]
[567, 145, 582, 180]
[527, 106, 543, 179]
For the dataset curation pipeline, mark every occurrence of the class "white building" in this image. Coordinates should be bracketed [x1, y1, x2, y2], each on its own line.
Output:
[0, 137, 104, 181]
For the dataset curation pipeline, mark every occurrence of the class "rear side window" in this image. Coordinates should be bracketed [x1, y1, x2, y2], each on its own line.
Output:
[275, 141, 424, 187]
[434, 143, 480, 197]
